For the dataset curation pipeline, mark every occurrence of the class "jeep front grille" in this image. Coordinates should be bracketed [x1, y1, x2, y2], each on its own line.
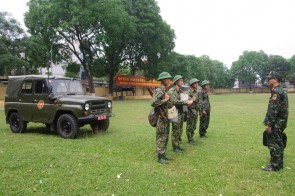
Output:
[90, 101, 107, 114]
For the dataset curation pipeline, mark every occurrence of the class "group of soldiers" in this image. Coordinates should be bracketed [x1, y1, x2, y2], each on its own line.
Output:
[151, 71, 289, 171]
[151, 71, 211, 164]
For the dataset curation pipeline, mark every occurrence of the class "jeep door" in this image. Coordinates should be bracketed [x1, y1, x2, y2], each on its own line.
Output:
[32, 79, 55, 123]
[18, 80, 34, 121]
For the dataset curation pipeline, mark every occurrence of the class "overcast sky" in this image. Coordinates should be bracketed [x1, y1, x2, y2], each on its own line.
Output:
[1, 0, 295, 67]
[157, 0, 295, 66]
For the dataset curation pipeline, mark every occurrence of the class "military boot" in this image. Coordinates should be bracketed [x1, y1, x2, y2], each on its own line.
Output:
[178, 146, 185, 151]
[262, 165, 281, 171]
[173, 148, 182, 153]
[163, 154, 173, 161]
[188, 138, 196, 145]
[158, 154, 169, 164]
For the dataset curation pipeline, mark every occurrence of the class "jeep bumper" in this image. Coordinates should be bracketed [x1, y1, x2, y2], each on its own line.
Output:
[78, 113, 115, 123]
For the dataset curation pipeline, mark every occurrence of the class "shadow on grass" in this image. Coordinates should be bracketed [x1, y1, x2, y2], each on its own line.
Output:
[24, 126, 57, 137]
[23, 125, 109, 139]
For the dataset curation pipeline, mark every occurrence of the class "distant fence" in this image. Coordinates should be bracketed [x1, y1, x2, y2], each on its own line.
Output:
[0, 84, 7, 101]
[211, 87, 295, 94]
[0, 85, 294, 101]
[211, 88, 269, 94]
[92, 86, 152, 100]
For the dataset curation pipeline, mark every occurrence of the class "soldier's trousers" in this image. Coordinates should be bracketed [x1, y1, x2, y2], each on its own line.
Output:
[186, 110, 198, 141]
[156, 116, 170, 155]
[199, 111, 210, 136]
[172, 112, 184, 149]
[267, 128, 284, 168]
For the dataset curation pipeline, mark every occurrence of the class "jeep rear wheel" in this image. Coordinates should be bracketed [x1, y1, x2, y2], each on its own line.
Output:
[57, 114, 79, 139]
[91, 119, 110, 133]
[9, 112, 27, 133]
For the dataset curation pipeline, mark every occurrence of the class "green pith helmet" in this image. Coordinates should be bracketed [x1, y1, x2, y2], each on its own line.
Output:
[266, 71, 281, 80]
[201, 80, 210, 87]
[189, 78, 200, 86]
[157, 72, 172, 81]
[173, 75, 183, 83]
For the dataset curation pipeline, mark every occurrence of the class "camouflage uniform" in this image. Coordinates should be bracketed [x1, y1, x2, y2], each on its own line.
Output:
[263, 85, 288, 169]
[198, 88, 210, 137]
[151, 85, 173, 157]
[186, 88, 199, 143]
[168, 86, 186, 150]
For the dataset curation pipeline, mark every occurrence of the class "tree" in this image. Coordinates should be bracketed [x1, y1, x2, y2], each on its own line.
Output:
[250, 51, 269, 85]
[198, 55, 217, 84]
[25, 0, 135, 94]
[65, 62, 80, 78]
[93, 0, 175, 93]
[25, 35, 52, 73]
[268, 55, 290, 81]
[93, 0, 136, 95]
[168, 53, 192, 79]
[157, 52, 233, 88]
[288, 55, 295, 82]
[231, 50, 269, 90]
[211, 60, 234, 88]
[0, 12, 28, 76]
[122, 0, 175, 78]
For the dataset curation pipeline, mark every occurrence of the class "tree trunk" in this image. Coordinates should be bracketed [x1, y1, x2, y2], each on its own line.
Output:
[88, 64, 95, 94]
[248, 83, 252, 91]
[108, 67, 114, 96]
[82, 62, 95, 94]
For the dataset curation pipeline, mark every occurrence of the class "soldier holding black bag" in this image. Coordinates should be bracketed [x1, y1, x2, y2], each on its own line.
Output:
[262, 71, 289, 171]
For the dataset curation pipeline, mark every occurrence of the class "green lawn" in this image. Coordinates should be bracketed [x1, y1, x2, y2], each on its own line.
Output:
[0, 94, 294, 195]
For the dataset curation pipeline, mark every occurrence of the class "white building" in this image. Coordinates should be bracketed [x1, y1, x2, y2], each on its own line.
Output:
[40, 63, 66, 77]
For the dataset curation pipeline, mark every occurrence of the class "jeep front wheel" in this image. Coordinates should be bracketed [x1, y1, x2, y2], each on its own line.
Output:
[91, 119, 110, 133]
[9, 112, 27, 133]
[57, 114, 79, 139]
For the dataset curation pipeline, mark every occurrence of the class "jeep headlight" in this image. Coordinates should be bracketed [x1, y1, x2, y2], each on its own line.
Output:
[85, 103, 90, 111]
[107, 101, 112, 108]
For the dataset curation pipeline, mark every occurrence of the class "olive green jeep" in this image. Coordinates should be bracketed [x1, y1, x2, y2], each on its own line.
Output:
[5, 75, 114, 138]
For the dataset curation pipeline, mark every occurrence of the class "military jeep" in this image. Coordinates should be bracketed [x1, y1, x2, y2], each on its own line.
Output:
[5, 75, 114, 139]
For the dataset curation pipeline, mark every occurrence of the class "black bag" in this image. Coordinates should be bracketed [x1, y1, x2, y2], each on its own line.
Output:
[262, 130, 287, 149]
[263, 130, 268, 146]
[148, 108, 159, 127]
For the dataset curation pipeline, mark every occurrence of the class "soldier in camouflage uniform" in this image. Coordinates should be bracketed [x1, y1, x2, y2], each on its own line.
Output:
[169, 75, 193, 153]
[151, 72, 173, 164]
[198, 80, 211, 138]
[186, 78, 200, 144]
[262, 71, 288, 171]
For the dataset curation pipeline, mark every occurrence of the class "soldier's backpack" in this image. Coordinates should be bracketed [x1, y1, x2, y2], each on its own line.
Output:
[148, 108, 159, 127]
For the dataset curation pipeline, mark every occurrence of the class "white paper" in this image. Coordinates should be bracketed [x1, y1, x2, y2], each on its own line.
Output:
[180, 93, 188, 101]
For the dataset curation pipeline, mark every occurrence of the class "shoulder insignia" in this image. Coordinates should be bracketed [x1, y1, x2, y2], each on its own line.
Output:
[272, 94, 277, 100]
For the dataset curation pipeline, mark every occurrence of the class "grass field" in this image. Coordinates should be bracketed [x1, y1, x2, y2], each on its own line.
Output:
[0, 94, 294, 195]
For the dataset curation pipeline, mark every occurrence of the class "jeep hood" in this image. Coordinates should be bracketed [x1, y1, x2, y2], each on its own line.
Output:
[56, 95, 110, 104]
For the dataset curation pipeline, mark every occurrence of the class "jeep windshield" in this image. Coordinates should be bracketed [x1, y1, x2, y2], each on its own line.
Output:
[49, 79, 85, 95]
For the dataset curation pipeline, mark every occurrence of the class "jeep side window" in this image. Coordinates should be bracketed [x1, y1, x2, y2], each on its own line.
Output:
[21, 81, 33, 94]
[35, 80, 48, 94]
